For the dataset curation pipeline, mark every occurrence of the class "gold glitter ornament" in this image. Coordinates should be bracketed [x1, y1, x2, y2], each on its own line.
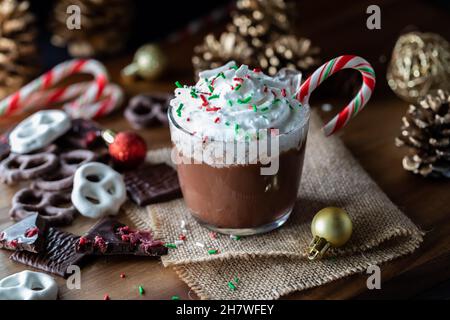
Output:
[387, 32, 450, 103]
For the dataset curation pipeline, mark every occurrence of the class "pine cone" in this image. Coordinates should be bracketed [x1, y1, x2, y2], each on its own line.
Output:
[192, 32, 253, 75]
[395, 89, 450, 177]
[0, 0, 39, 99]
[50, 0, 133, 57]
[258, 35, 320, 76]
[227, 0, 292, 49]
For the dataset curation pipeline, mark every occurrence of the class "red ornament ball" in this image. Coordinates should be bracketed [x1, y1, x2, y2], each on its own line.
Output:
[108, 131, 147, 170]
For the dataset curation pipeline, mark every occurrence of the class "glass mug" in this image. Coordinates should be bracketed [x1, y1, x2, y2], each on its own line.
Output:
[168, 56, 375, 235]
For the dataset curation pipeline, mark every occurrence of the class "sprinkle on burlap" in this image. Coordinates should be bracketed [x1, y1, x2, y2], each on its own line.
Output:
[125, 111, 424, 299]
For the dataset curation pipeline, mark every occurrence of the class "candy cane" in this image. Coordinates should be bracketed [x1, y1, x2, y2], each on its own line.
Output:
[0, 59, 124, 119]
[297, 55, 376, 136]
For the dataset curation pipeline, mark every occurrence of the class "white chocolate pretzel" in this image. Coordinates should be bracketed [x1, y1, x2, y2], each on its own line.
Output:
[0, 270, 58, 300]
[9, 110, 71, 154]
[71, 162, 126, 219]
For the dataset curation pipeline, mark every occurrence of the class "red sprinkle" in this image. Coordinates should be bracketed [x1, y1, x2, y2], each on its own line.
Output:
[264, 86, 268, 93]
[24, 227, 39, 238]
[253, 68, 261, 73]
[179, 234, 186, 241]
[200, 95, 209, 106]
[281, 89, 287, 97]
[205, 107, 221, 112]
[104, 294, 110, 300]
[209, 232, 217, 239]
[120, 273, 126, 279]
[186, 117, 191, 122]
[214, 117, 220, 123]
[233, 77, 244, 82]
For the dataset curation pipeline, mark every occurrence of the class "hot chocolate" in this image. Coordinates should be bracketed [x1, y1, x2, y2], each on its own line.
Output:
[169, 62, 309, 235]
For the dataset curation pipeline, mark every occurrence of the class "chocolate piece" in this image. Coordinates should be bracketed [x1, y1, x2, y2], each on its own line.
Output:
[0, 152, 59, 185]
[124, 93, 172, 129]
[32, 149, 96, 191]
[0, 213, 47, 253]
[124, 163, 181, 206]
[55, 118, 103, 149]
[10, 188, 77, 226]
[10, 228, 87, 278]
[76, 217, 167, 257]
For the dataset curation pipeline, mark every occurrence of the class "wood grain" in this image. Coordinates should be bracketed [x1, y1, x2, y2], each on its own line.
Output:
[0, 0, 449, 299]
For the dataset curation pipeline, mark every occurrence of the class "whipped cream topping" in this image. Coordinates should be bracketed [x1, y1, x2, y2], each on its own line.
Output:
[170, 61, 307, 141]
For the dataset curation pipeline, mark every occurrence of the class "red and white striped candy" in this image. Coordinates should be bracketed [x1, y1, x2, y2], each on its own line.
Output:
[0, 59, 123, 119]
[297, 55, 376, 136]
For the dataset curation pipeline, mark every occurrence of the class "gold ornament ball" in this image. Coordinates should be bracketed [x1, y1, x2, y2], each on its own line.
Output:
[311, 207, 353, 247]
[122, 44, 167, 80]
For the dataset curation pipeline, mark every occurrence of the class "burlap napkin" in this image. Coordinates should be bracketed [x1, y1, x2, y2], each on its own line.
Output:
[125, 111, 423, 299]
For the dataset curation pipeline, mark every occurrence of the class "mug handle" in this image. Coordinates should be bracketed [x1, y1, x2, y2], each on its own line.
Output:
[296, 55, 376, 136]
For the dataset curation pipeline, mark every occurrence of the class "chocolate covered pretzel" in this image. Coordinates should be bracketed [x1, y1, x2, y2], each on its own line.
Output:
[10, 188, 77, 226]
[0, 152, 59, 185]
[124, 93, 172, 129]
[32, 149, 96, 191]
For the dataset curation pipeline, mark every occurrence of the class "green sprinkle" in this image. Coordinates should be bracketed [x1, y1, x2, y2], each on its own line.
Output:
[171, 295, 180, 300]
[234, 84, 242, 91]
[175, 81, 182, 88]
[260, 107, 269, 112]
[228, 100, 233, 106]
[234, 277, 240, 284]
[231, 65, 238, 70]
[230, 235, 241, 240]
[228, 281, 236, 291]
[208, 94, 220, 100]
[234, 124, 240, 134]
[176, 103, 184, 117]
[138, 286, 145, 295]
[190, 90, 198, 98]
[252, 105, 257, 112]
[237, 96, 251, 104]
[165, 243, 177, 249]
[208, 249, 218, 255]
[273, 98, 281, 104]
[225, 121, 230, 126]
[208, 85, 214, 93]
[218, 72, 226, 79]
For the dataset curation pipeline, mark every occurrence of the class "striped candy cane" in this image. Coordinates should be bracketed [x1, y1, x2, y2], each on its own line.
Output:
[0, 59, 123, 119]
[297, 55, 376, 136]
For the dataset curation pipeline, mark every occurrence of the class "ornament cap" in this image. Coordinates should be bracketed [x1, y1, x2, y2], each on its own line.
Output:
[101, 129, 116, 144]
[308, 236, 331, 260]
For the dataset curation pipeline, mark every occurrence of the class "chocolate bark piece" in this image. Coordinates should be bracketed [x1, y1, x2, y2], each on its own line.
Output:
[76, 217, 167, 257]
[124, 163, 181, 206]
[10, 228, 88, 278]
[0, 213, 47, 253]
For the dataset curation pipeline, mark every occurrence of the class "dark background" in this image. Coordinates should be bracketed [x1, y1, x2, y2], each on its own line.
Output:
[29, 0, 450, 97]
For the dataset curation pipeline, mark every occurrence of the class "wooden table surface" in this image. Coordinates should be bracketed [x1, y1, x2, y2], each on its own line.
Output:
[1, 0, 450, 300]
